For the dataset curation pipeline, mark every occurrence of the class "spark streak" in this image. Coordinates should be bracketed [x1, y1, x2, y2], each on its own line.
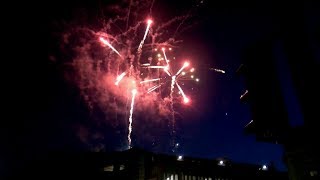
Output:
[213, 68, 225, 74]
[137, 19, 152, 52]
[115, 72, 126, 86]
[170, 75, 176, 146]
[176, 62, 189, 76]
[175, 82, 189, 103]
[99, 37, 122, 57]
[140, 78, 161, 84]
[128, 89, 137, 148]
[162, 48, 169, 65]
[147, 84, 162, 93]
[164, 66, 171, 76]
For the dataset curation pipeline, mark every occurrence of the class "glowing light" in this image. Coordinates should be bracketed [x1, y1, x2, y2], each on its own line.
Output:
[140, 78, 161, 84]
[115, 72, 126, 86]
[157, 53, 161, 57]
[128, 89, 137, 148]
[191, 75, 194, 78]
[184, 62, 190, 67]
[177, 155, 183, 161]
[183, 97, 189, 104]
[262, 165, 268, 170]
[162, 47, 165, 51]
[147, 19, 153, 25]
[219, 160, 224, 165]
[169, 47, 172, 51]
[190, 68, 195, 72]
[99, 37, 122, 57]
[196, 78, 199, 82]
[181, 72, 186, 75]
[154, 48, 157, 51]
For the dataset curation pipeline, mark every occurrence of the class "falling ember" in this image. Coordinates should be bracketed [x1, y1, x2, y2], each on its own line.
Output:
[115, 72, 126, 85]
[196, 78, 199, 82]
[128, 89, 137, 148]
[99, 37, 122, 57]
[140, 78, 161, 84]
[137, 19, 153, 52]
[176, 82, 190, 104]
[190, 68, 195, 72]
[191, 75, 194, 78]
[176, 61, 190, 76]
[181, 72, 186, 75]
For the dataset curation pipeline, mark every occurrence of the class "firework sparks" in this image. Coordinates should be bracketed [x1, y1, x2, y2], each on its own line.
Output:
[128, 89, 137, 148]
[61, 0, 200, 151]
[115, 72, 127, 86]
[137, 19, 153, 53]
[140, 78, 161, 84]
[162, 48, 170, 65]
[176, 82, 190, 104]
[147, 84, 162, 93]
[176, 62, 190, 76]
[99, 37, 122, 57]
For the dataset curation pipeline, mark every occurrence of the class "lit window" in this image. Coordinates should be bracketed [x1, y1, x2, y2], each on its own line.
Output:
[103, 165, 114, 172]
[310, 170, 318, 176]
[120, 165, 125, 171]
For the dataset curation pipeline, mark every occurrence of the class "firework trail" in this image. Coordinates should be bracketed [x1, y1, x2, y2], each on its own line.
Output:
[140, 78, 161, 84]
[137, 19, 153, 53]
[162, 48, 170, 65]
[176, 82, 189, 104]
[99, 37, 122, 57]
[128, 89, 137, 148]
[115, 72, 127, 85]
[176, 62, 190, 76]
[170, 75, 176, 145]
[147, 84, 162, 93]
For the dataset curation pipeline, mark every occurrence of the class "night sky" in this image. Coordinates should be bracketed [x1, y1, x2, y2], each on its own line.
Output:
[8, 0, 320, 176]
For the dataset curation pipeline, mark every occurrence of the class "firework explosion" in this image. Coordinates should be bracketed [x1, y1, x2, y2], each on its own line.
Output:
[55, 0, 206, 151]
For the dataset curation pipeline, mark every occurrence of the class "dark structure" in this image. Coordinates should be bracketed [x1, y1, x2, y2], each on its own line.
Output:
[101, 148, 287, 180]
[237, 2, 320, 180]
[20, 148, 286, 180]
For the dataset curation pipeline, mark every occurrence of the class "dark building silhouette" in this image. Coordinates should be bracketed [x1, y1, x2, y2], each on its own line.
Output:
[237, 2, 320, 180]
[17, 148, 287, 180]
